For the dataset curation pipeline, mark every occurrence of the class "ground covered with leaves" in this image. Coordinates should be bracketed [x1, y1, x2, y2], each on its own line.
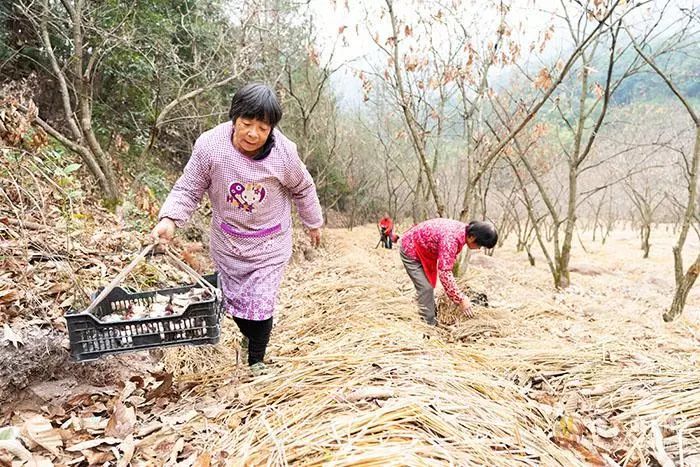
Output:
[2, 217, 699, 465]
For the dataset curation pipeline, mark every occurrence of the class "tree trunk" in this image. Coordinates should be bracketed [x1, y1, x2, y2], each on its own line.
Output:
[79, 101, 120, 203]
[665, 127, 700, 320]
[641, 222, 651, 258]
[630, 35, 699, 320]
[664, 253, 700, 322]
[526, 246, 535, 266]
[557, 165, 578, 288]
[412, 169, 423, 224]
[458, 183, 474, 223]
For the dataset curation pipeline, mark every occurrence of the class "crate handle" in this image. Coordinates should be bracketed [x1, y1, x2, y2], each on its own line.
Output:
[164, 247, 221, 301]
[82, 243, 157, 316]
[81, 243, 222, 316]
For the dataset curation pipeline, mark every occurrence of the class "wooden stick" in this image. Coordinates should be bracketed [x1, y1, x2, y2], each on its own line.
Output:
[1, 217, 46, 231]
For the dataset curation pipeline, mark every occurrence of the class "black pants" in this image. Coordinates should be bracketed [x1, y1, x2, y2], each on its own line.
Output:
[233, 316, 273, 365]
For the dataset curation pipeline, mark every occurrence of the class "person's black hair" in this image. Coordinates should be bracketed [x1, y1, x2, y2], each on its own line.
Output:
[228, 83, 283, 127]
[466, 221, 498, 249]
[228, 83, 282, 160]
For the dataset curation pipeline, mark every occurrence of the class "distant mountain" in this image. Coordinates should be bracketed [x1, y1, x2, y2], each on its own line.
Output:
[612, 48, 699, 106]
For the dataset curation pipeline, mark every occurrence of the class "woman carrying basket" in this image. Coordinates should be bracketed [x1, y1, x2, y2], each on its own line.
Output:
[151, 83, 323, 374]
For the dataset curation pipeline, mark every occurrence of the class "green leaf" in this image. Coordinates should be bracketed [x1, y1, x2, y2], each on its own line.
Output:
[63, 163, 82, 174]
[0, 426, 19, 440]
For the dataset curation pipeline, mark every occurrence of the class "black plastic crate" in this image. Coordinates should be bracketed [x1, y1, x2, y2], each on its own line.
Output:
[66, 273, 222, 361]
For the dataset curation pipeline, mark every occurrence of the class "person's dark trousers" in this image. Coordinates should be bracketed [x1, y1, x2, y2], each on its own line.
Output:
[400, 249, 437, 325]
[233, 316, 273, 365]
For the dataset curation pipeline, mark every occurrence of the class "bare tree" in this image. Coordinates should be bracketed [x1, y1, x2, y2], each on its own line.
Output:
[457, 0, 630, 224]
[15, 0, 122, 202]
[625, 13, 700, 320]
[282, 29, 345, 166]
[138, 50, 252, 160]
[376, 130, 413, 219]
[490, 0, 651, 288]
[378, 0, 447, 217]
[623, 179, 666, 258]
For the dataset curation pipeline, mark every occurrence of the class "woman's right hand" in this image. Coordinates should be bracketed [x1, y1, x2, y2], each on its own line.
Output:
[151, 218, 176, 245]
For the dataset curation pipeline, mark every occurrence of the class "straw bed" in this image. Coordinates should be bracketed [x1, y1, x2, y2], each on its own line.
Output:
[160, 225, 700, 466]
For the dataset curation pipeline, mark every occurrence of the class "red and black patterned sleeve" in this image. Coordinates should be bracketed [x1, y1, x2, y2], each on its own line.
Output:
[437, 237, 466, 305]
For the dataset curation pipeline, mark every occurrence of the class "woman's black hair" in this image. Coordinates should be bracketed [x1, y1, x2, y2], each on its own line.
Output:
[229, 83, 282, 159]
[466, 221, 498, 249]
[228, 83, 283, 127]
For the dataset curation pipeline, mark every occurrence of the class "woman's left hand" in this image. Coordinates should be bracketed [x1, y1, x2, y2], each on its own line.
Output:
[307, 228, 321, 247]
[459, 298, 474, 318]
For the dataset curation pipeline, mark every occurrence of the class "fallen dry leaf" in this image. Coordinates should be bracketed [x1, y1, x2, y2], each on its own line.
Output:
[0, 439, 32, 462]
[554, 415, 585, 439]
[237, 387, 254, 405]
[184, 242, 204, 254]
[145, 372, 173, 402]
[135, 421, 162, 438]
[66, 437, 121, 452]
[119, 381, 138, 402]
[193, 452, 211, 467]
[553, 436, 607, 466]
[168, 437, 185, 465]
[226, 414, 242, 429]
[214, 384, 238, 400]
[170, 453, 195, 467]
[82, 416, 108, 432]
[43, 405, 66, 419]
[0, 288, 21, 305]
[58, 296, 75, 308]
[201, 403, 228, 420]
[105, 403, 136, 439]
[0, 425, 19, 440]
[3, 323, 23, 348]
[129, 375, 145, 389]
[342, 386, 396, 403]
[596, 424, 620, 439]
[161, 409, 198, 427]
[64, 393, 94, 410]
[83, 448, 114, 465]
[44, 282, 71, 296]
[20, 415, 62, 456]
[181, 251, 202, 273]
[116, 435, 135, 467]
[26, 454, 53, 467]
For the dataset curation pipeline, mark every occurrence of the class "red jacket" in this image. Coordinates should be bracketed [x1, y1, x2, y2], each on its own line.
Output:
[399, 218, 467, 305]
[378, 216, 394, 233]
